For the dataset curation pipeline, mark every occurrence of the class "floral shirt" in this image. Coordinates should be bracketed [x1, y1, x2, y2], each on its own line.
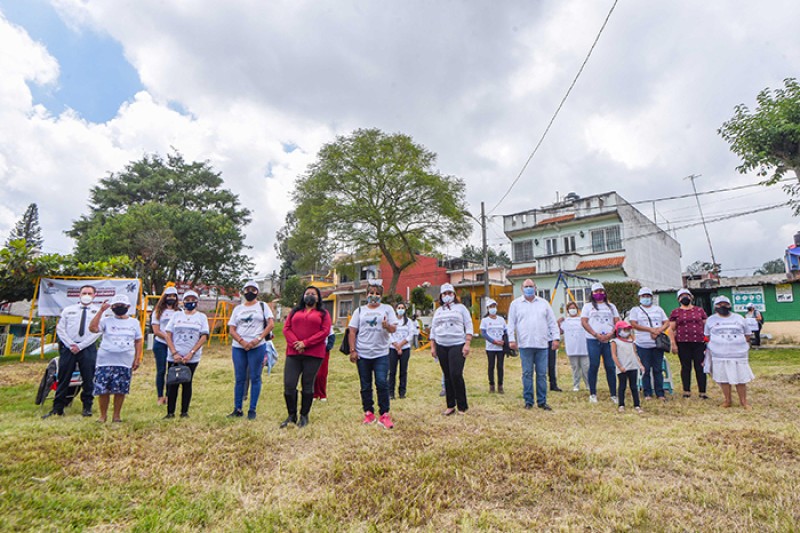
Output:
[669, 306, 707, 343]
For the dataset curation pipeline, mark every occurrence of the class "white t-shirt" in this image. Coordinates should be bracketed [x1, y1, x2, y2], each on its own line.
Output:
[705, 314, 750, 360]
[390, 317, 414, 349]
[349, 304, 399, 359]
[561, 316, 588, 357]
[430, 303, 474, 347]
[165, 311, 210, 363]
[628, 305, 668, 349]
[96, 316, 142, 368]
[611, 338, 639, 374]
[151, 308, 176, 345]
[228, 302, 274, 349]
[744, 315, 760, 334]
[480, 315, 506, 352]
[581, 302, 620, 339]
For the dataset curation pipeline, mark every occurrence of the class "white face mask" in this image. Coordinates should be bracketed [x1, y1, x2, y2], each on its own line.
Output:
[79, 294, 94, 305]
[397, 309, 405, 316]
[618, 330, 631, 338]
[488, 307, 497, 315]
[567, 308, 578, 317]
[442, 294, 454, 304]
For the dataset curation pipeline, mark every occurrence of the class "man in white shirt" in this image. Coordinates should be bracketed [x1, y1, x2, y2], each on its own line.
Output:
[44, 284, 103, 418]
[508, 279, 560, 411]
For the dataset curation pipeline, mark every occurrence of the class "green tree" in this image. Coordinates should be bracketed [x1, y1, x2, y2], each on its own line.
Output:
[604, 280, 641, 319]
[718, 78, 800, 213]
[754, 258, 786, 275]
[686, 260, 721, 276]
[67, 151, 253, 294]
[292, 128, 469, 296]
[459, 244, 512, 268]
[280, 275, 305, 308]
[275, 210, 334, 278]
[0, 239, 132, 307]
[410, 286, 434, 315]
[6, 203, 43, 251]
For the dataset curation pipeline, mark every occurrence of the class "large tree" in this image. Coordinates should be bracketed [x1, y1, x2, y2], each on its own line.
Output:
[460, 244, 512, 268]
[6, 203, 43, 251]
[291, 128, 469, 296]
[754, 258, 786, 275]
[67, 151, 253, 294]
[718, 78, 800, 213]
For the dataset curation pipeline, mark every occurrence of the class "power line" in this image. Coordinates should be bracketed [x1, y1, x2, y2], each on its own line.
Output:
[489, 0, 620, 215]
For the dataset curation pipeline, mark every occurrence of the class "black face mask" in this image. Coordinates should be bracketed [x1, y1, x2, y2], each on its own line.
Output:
[244, 292, 258, 302]
[165, 298, 178, 306]
[304, 294, 317, 306]
[184, 301, 198, 311]
[716, 306, 731, 316]
[112, 306, 128, 316]
[679, 297, 691, 306]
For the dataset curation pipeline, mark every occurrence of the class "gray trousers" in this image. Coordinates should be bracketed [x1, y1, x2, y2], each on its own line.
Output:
[569, 355, 590, 390]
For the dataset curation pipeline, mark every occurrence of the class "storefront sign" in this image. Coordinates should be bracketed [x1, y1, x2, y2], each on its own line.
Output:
[732, 286, 765, 312]
[775, 284, 794, 303]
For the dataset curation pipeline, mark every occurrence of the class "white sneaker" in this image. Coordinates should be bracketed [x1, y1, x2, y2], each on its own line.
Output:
[572, 386, 580, 392]
[618, 406, 625, 412]
[589, 395, 598, 403]
[610, 396, 618, 404]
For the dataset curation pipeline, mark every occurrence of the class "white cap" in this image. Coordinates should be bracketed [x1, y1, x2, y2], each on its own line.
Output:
[440, 283, 455, 294]
[163, 287, 178, 295]
[486, 298, 497, 307]
[677, 288, 692, 298]
[591, 282, 605, 292]
[638, 287, 653, 296]
[183, 290, 199, 300]
[746, 302, 755, 309]
[713, 295, 731, 306]
[242, 280, 259, 291]
[110, 294, 130, 306]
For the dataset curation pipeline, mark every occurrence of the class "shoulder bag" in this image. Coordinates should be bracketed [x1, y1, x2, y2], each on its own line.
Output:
[639, 306, 671, 352]
[166, 363, 193, 386]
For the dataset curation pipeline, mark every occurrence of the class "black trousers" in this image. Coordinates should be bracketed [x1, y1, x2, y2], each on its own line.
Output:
[487, 350, 504, 386]
[548, 343, 558, 389]
[388, 348, 410, 397]
[677, 342, 707, 394]
[166, 362, 198, 415]
[437, 344, 468, 411]
[53, 342, 97, 413]
[617, 370, 640, 407]
[284, 355, 323, 418]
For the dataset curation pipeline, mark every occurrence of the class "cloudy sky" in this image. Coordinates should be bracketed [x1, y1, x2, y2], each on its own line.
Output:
[1, 0, 798, 280]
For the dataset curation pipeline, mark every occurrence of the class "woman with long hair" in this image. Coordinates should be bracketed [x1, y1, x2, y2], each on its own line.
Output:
[388, 301, 414, 400]
[281, 286, 331, 428]
[430, 283, 473, 415]
[151, 286, 179, 405]
[164, 290, 209, 419]
[580, 282, 621, 404]
[479, 298, 506, 394]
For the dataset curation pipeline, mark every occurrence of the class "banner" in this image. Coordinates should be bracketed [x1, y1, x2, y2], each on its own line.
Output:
[775, 284, 794, 303]
[731, 286, 765, 312]
[37, 278, 140, 317]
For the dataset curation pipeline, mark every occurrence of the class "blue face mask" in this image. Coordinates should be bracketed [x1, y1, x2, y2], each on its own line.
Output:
[522, 287, 536, 298]
[640, 297, 652, 306]
[184, 301, 197, 311]
[367, 295, 381, 305]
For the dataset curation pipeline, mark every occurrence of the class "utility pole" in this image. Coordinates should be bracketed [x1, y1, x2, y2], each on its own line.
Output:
[685, 174, 719, 276]
[481, 201, 490, 303]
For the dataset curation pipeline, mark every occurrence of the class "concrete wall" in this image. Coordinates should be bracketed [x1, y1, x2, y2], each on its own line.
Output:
[617, 202, 682, 290]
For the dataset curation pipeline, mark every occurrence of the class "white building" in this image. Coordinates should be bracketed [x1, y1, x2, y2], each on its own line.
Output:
[503, 191, 682, 313]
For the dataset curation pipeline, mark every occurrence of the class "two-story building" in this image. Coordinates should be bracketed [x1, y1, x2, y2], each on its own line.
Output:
[503, 191, 682, 312]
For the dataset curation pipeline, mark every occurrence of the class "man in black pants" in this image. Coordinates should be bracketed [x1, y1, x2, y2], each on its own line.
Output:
[548, 340, 562, 392]
[43, 285, 102, 418]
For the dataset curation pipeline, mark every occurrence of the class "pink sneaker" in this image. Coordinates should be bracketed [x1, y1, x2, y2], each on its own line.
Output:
[378, 413, 394, 429]
[362, 411, 376, 424]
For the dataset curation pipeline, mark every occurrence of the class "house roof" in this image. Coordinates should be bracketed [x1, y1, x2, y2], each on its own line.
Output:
[575, 256, 625, 271]
[506, 266, 537, 278]
[535, 213, 576, 226]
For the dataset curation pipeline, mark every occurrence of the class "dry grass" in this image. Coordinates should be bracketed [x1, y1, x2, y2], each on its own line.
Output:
[1, 333, 799, 532]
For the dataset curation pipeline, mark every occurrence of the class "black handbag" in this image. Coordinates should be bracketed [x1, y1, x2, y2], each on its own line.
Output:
[166, 364, 193, 386]
[339, 327, 351, 355]
[639, 306, 671, 351]
[502, 332, 517, 357]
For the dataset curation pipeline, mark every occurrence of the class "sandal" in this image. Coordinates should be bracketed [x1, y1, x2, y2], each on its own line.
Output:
[682, 393, 691, 399]
[442, 408, 456, 416]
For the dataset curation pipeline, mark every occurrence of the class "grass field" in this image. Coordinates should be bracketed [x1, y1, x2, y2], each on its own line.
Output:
[1, 329, 799, 532]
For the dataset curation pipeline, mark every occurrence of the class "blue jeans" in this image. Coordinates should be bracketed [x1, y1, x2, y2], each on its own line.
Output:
[357, 356, 390, 415]
[232, 344, 267, 413]
[638, 346, 665, 398]
[153, 341, 168, 398]
[519, 348, 548, 406]
[587, 338, 617, 396]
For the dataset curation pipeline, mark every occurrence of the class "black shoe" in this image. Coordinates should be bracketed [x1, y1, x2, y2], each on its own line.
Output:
[82, 408, 92, 417]
[180, 413, 189, 418]
[298, 415, 309, 428]
[524, 404, 534, 410]
[399, 394, 406, 399]
[164, 413, 175, 419]
[42, 410, 63, 419]
[538, 404, 553, 411]
[247, 411, 256, 420]
[279, 416, 297, 428]
[227, 409, 243, 418]
[550, 386, 563, 392]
